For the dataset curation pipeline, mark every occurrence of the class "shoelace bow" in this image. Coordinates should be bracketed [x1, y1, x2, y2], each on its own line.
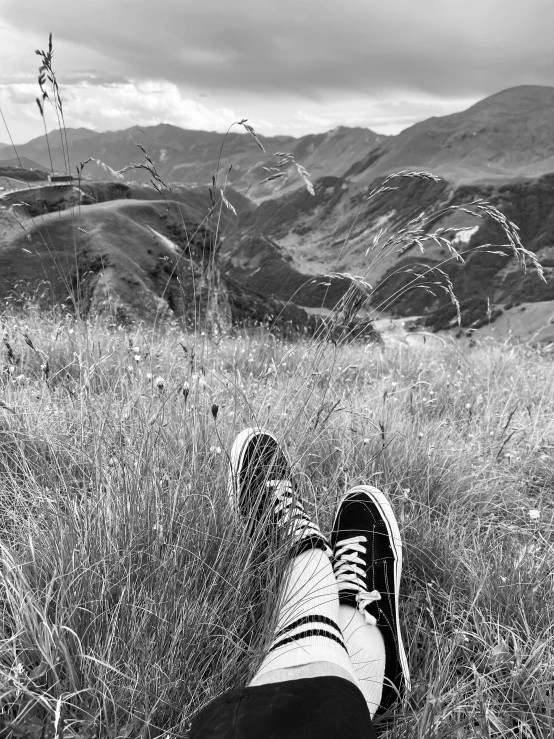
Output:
[334, 535, 381, 625]
[266, 480, 324, 542]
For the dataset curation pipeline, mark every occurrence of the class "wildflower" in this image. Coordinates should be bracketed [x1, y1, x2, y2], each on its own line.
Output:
[154, 375, 165, 391]
[210, 445, 222, 454]
[146, 373, 153, 380]
[211, 403, 219, 420]
[182, 381, 190, 402]
[528, 509, 540, 520]
[362, 438, 370, 445]
[132, 345, 140, 353]
[465, 403, 471, 410]
[134, 354, 141, 362]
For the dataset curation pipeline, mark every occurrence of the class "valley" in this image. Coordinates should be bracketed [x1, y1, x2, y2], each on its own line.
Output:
[2, 85, 554, 344]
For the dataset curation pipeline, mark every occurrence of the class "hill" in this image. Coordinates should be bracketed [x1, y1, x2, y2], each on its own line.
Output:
[0, 156, 49, 171]
[347, 86, 554, 184]
[0, 194, 331, 336]
[0, 160, 50, 188]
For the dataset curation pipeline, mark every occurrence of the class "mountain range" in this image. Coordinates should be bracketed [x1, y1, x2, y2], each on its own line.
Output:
[0, 124, 382, 199]
[1, 85, 554, 342]
[4, 86, 554, 193]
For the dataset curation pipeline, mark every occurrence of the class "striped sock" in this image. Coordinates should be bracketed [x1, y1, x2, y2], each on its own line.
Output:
[250, 549, 359, 683]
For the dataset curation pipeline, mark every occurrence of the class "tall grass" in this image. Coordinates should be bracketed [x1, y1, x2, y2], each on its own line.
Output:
[0, 308, 553, 738]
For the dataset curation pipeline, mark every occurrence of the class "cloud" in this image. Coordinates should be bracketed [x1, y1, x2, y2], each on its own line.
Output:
[61, 72, 132, 87]
[2, 0, 553, 100]
[288, 94, 479, 136]
[0, 78, 237, 142]
[296, 111, 333, 128]
[60, 79, 237, 131]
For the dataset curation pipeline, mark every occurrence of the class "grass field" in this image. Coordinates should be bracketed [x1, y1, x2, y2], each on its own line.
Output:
[0, 307, 552, 738]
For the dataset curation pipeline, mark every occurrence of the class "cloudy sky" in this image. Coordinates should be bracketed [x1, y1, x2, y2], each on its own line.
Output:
[1, 0, 553, 144]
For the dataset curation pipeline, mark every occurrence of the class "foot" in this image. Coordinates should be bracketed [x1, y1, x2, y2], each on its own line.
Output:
[228, 428, 331, 557]
[331, 485, 410, 714]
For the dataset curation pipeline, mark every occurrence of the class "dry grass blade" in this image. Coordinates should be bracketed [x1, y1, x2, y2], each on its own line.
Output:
[220, 189, 237, 216]
[239, 120, 265, 152]
[259, 172, 286, 185]
[295, 163, 315, 196]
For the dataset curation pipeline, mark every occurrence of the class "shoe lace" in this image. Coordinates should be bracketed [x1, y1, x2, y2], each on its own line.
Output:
[267, 480, 325, 543]
[334, 535, 381, 625]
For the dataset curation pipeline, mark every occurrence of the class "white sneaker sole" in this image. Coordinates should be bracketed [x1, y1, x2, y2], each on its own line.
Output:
[228, 427, 279, 514]
[333, 484, 411, 693]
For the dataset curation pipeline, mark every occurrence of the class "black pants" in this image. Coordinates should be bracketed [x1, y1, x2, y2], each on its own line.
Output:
[189, 675, 377, 739]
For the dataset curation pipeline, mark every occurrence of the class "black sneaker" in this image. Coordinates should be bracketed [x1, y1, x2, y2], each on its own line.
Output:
[228, 428, 331, 557]
[331, 485, 410, 714]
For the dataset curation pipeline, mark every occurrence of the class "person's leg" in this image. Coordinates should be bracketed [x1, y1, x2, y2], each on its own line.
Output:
[189, 431, 380, 739]
[249, 547, 358, 687]
[336, 603, 387, 715]
[331, 485, 411, 717]
[189, 676, 376, 739]
[228, 429, 360, 688]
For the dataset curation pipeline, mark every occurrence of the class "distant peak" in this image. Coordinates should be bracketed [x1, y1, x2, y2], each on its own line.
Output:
[467, 85, 554, 112]
[325, 125, 379, 139]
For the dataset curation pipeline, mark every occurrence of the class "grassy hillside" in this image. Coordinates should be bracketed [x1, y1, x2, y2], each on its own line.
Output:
[0, 308, 552, 737]
[0, 193, 329, 337]
[0, 199, 212, 313]
[0, 166, 49, 185]
[347, 85, 554, 185]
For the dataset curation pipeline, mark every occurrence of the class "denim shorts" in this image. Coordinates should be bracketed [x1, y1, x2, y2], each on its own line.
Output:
[189, 675, 376, 739]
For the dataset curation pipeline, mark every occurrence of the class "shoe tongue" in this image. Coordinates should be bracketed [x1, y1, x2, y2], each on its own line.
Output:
[337, 589, 358, 609]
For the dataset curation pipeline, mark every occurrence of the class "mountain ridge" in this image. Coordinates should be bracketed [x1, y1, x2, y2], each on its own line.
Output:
[0, 124, 382, 199]
[346, 85, 554, 185]
[2, 85, 554, 194]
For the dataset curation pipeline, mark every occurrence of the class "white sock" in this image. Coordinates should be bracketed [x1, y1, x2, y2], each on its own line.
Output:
[338, 604, 386, 718]
[250, 549, 359, 684]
